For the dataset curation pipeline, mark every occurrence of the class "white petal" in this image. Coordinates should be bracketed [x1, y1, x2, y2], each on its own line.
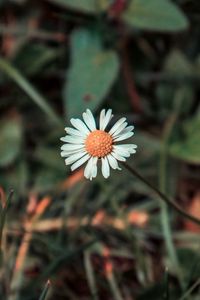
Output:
[61, 144, 84, 151]
[107, 154, 121, 170]
[71, 154, 90, 171]
[83, 109, 96, 131]
[111, 122, 127, 137]
[65, 127, 86, 137]
[114, 126, 134, 138]
[91, 163, 98, 179]
[99, 109, 106, 130]
[111, 151, 126, 162]
[70, 118, 90, 135]
[64, 151, 87, 165]
[109, 117, 126, 135]
[101, 157, 110, 178]
[61, 148, 84, 157]
[113, 146, 131, 157]
[84, 157, 94, 179]
[60, 136, 85, 144]
[87, 157, 98, 180]
[114, 144, 137, 154]
[100, 109, 112, 130]
[117, 144, 137, 149]
[113, 131, 134, 142]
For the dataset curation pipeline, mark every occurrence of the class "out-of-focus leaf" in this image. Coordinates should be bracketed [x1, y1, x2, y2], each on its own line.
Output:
[63, 30, 119, 118]
[0, 161, 28, 194]
[177, 248, 200, 282]
[156, 85, 194, 119]
[0, 117, 22, 167]
[39, 240, 96, 280]
[137, 282, 179, 300]
[48, 0, 110, 13]
[14, 44, 59, 76]
[34, 147, 64, 171]
[156, 50, 194, 119]
[164, 50, 193, 75]
[33, 167, 66, 193]
[169, 116, 200, 164]
[122, 0, 188, 32]
[133, 131, 161, 168]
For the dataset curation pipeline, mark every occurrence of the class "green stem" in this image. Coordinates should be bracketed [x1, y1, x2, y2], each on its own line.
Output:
[159, 114, 182, 286]
[123, 163, 200, 226]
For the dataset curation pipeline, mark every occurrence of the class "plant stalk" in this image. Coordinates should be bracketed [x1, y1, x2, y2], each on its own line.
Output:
[123, 163, 200, 226]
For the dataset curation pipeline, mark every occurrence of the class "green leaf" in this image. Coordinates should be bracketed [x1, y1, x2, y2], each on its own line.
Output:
[48, 0, 110, 13]
[170, 116, 200, 164]
[0, 117, 22, 167]
[122, 0, 189, 32]
[63, 30, 119, 118]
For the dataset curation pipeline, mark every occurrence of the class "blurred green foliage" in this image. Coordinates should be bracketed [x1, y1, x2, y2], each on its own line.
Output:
[122, 0, 188, 31]
[64, 29, 119, 118]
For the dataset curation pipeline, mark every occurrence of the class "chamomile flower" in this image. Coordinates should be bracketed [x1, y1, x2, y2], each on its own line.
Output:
[60, 109, 137, 180]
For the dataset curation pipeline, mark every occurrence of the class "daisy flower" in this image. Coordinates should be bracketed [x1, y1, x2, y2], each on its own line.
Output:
[60, 109, 137, 180]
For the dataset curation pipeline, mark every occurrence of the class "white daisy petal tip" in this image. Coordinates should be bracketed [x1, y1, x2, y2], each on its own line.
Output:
[60, 109, 137, 180]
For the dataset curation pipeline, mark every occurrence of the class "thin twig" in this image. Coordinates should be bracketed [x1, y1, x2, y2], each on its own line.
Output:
[8, 210, 148, 234]
[123, 163, 200, 226]
[8, 196, 51, 300]
[0, 24, 66, 42]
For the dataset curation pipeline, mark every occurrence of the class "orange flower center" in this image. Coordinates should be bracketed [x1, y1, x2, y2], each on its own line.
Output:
[85, 130, 113, 158]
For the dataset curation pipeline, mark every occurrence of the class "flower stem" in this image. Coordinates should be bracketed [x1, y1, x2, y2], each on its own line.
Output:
[123, 163, 200, 226]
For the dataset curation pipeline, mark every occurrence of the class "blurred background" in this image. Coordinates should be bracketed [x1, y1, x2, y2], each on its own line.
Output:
[0, 0, 200, 299]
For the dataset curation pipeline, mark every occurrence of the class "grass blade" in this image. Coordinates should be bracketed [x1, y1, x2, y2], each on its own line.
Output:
[39, 280, 51, 300]
[163, 267, 170, 300]
[179, 278, 200, 300]
[0, 57, 62, 126]
[84, 250, 99, 300]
